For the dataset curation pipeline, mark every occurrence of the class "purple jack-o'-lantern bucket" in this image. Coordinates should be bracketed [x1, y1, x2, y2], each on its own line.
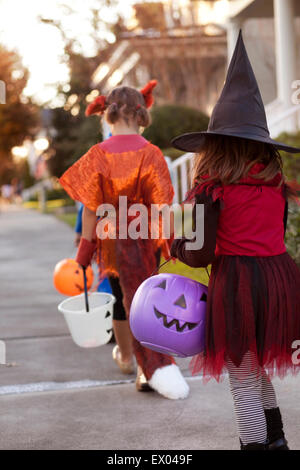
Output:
[130, 273, 207, 357]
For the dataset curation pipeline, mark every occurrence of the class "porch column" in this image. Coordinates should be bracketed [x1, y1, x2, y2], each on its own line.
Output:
[227, 18, 243, 64]
[274, 0, 297, 110]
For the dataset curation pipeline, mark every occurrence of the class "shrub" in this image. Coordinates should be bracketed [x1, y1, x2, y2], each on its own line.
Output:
[277, 131, 300, 182]
[46, 188, 70, 201]
[285, 203, 300, 267]
[276, 131, 300, 264]
[28, 187, 73, 204]
[162, 147, 186, 160]
[143, 105, 209, 150]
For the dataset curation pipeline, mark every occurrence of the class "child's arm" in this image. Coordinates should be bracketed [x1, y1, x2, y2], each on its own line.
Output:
[82, 206, 97, 242]
[75, 206, 98, 267]
[171, 193, 220, 268]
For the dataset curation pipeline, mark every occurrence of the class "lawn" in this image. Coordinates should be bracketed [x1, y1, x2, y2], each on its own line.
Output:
[23, 199, 70, 211]
[56, 213, 77, 227]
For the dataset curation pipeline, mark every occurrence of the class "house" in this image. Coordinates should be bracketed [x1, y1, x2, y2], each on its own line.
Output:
[92, 2, 228, 116]
[92, 0, 300, 138]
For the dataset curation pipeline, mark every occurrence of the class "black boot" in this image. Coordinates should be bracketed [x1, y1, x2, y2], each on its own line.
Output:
[268, 438, 289, 450]
[240, 439, 267, 450]
[264, 407, 289, 450]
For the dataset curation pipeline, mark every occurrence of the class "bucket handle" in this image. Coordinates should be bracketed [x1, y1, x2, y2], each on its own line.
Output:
[82, 267, 89, 313]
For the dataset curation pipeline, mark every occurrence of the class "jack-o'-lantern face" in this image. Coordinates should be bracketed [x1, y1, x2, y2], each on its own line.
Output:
[53, 258, 94, 296]
[76, 296, 114, 348]
[152, 278, 207, 334]
[130, 273, 207, 357]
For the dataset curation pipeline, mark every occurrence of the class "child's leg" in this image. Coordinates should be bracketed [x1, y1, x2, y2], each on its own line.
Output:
[261, 370, 277, 409]
[109, 276, 134, 375]
[261, 370, 289, 449]
[226, 352, 267, 446]
[113, 320, 133, 363]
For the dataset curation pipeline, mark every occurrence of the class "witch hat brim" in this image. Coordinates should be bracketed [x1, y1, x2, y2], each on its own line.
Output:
[172, 31, 300, 154]
[172, 130, 300, 154]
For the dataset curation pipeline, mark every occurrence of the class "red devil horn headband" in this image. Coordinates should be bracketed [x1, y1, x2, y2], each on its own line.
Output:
[85, 80, 158, 116]
[140, 79, 157, 109]
[85, 95, 107, 116]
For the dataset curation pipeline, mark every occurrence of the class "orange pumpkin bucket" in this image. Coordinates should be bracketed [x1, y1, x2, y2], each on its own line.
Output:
[53, 258, 94, 296]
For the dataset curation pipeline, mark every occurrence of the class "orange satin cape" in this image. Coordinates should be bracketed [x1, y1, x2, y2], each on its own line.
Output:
[59, 141, 174, 277]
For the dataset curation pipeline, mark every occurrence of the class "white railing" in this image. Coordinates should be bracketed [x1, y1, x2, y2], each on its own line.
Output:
[166, 152, 194, 204]
[22, 179, 54, 212]
[22, 179, 53, 202]
[267, 103, 300, 138]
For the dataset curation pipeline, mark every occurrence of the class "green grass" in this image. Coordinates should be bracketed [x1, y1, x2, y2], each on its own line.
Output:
[56, 213, 77, 228]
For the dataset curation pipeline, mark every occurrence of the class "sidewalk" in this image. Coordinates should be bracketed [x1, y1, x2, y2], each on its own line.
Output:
[0, 206, 299, 450]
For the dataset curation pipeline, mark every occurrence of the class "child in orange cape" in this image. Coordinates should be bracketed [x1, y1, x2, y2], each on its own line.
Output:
[59, 81, 189, 400]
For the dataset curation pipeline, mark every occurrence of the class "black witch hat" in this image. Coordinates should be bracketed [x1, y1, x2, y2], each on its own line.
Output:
[172, 30, 300, 154]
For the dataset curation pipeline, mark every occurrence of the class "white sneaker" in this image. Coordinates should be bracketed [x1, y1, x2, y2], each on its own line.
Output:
[148, 364, 190, 400]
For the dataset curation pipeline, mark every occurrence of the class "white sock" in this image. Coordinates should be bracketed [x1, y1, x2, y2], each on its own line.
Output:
[148, 364, 190, 400]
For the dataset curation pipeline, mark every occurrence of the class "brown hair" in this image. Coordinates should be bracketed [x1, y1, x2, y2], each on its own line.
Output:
[192, 134, 286, 185]
[105, 86, 151, 128]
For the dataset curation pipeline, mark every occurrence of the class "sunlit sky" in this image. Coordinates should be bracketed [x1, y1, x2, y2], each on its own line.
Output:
[0, 0, 136, 105]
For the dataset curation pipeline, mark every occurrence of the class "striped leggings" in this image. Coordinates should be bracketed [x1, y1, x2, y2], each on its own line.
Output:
[226, 352, 278, 445]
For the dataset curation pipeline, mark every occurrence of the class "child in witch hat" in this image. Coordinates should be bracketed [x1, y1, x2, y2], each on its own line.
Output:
[171, 31, 300, 449]
[59, 81, 189, 400]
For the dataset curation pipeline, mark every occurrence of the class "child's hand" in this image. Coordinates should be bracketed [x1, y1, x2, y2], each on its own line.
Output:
[75, 238, 97, 268]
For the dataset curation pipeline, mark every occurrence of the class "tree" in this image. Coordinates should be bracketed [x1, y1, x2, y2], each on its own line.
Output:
[46, 46, 104, 178]
[40, 8, 116, 177]
[47, 106, 102, 178]
[0, 45, 38, 185]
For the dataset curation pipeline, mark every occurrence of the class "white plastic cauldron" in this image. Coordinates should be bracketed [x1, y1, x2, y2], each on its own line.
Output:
[58, 292, 115, 348]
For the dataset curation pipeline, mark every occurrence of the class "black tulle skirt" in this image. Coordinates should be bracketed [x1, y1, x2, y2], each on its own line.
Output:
[190, 253, 300, 381]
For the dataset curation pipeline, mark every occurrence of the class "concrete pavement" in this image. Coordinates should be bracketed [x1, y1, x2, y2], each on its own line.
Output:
[0, 205, 299, 450]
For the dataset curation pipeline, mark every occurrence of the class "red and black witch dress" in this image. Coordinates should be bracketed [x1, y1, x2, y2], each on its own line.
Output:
[171, 163, 300, 381]
[59, 134, 175, 379]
